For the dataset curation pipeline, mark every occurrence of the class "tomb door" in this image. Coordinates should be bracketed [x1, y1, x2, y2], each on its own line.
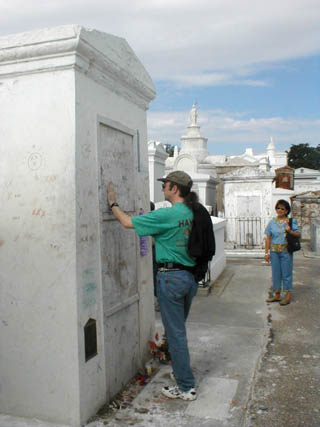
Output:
[236, 196, 262, 247]
[237, 195, 261, 217]
[98, 117, 139, 400]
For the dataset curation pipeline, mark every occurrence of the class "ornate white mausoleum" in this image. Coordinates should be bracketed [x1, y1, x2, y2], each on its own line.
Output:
[149, 104, 219, 214]
[148, 104, 290, 249]
[148, 104, 288, 216]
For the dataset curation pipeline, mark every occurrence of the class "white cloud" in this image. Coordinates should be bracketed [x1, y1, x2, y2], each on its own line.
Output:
[1, 0, 320, 87]
[169, 72, 270, 87]
[147, 109, 320, 155]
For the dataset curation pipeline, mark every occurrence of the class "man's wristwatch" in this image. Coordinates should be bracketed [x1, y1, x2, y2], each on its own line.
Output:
[110, 202, 119, 209]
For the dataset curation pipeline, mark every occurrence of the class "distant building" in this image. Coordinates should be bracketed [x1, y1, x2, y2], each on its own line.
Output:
[294, 167, 320, 193]
[148, 105, 288, 215]
[221, 166, 294, 248]
[149, 104, 219, 214]
[215, 140, 287, 215]
[225, 136, 287, 171]
[147, 105, 301, 249]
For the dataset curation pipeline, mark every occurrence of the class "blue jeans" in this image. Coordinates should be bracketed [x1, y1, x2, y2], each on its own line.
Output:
[270, 251, 293, 292]
[156, 269, 198, 392]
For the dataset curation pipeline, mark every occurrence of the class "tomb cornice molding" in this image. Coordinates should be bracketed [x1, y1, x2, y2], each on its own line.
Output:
[0, 25, 156, 108]
[75, 36, 156, 108]
[222, 175, 273, 182]
[193, 176, 220, 185]
[221, 166, 274, 181]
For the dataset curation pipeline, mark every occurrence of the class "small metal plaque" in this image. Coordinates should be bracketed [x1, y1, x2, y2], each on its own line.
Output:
[84, 318, 98, 362]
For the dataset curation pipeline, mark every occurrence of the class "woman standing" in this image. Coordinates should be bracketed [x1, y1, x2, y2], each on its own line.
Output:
[265, 200, 301, 305]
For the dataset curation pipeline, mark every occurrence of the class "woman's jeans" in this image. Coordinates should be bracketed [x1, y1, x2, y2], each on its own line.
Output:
[270, 251, 293, 292]
[156, 269, 198, 392]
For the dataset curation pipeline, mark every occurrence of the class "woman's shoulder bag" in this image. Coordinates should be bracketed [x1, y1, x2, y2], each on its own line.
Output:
[286, 218, 301, 253]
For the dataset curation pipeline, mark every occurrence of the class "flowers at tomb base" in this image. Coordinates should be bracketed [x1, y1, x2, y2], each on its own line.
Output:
[149, 333, 171, 363]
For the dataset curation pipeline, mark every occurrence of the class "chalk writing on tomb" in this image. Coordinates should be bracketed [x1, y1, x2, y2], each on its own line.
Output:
[8, 193, 22, 200]
[1, 179, 12, 193]
[80, 224, 88, 242]
[50, 243, 60, 251]
[44, 175, 56, 182]
[82, 282, 97, 309]
[32, 208, 46, 217]
[82, 269, 97, 309]
[81, 144, 91, 158]
[45, 195, 55, 203]
[28, 153, 42, 171]
[98, 118, 136, 218]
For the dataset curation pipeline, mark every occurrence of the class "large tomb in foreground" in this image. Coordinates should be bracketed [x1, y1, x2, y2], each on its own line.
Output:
[0, 25, 155, 426]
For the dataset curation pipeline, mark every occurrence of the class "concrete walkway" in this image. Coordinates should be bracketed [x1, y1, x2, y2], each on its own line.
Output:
[245, 250, 320, 427]
[2, 249, 318, 427]
[88, 258, 271, 427]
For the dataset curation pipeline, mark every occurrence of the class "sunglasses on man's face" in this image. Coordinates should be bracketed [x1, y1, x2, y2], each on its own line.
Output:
[162, 181, 168, 189]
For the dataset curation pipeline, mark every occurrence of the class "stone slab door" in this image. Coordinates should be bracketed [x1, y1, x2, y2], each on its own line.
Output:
[236, 195, 262, 247]
[98, 117, 140, 400]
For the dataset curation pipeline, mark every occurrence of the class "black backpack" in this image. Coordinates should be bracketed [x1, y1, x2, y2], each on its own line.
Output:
[188, 203, 215, 282]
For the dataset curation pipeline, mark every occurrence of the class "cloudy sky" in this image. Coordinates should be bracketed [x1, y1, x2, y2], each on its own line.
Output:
[1, 0, 319, 155]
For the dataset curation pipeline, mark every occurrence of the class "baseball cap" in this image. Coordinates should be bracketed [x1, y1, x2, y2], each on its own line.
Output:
[157, 171, 193, 188]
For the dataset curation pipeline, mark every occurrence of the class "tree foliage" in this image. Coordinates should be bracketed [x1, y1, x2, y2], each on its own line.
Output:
[165, 144, 175, 157]
[287, 143, 320, 170]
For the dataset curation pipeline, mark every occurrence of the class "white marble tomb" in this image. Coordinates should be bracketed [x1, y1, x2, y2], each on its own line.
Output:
[0, 25, 155, 427]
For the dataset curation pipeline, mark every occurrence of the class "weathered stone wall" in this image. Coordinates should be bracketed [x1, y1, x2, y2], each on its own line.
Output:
[310, 218, 320, 254]
[216, 165, 256, 214]
[292, 192, 320, 240]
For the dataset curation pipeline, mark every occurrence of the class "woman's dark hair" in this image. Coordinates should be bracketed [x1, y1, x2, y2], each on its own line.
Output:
[275, 199, 291, 216]
[169, 181, 198, 210]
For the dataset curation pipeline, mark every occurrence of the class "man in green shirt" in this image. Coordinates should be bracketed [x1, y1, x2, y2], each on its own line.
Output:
[107, 171, 198, 401]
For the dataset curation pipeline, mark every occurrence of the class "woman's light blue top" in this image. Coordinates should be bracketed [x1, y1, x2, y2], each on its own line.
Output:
[265, 218, 300, 244]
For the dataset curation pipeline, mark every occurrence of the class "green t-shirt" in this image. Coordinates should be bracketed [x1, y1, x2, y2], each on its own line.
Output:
[132, 202, 195, 266]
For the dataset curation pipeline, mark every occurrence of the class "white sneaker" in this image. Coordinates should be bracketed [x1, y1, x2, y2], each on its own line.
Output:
[161, 385, 197, 401]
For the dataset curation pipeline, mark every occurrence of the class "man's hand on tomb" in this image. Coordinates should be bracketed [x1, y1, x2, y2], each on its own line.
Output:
[107, 181, 133, 229]
[107, 182, 117, 205]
